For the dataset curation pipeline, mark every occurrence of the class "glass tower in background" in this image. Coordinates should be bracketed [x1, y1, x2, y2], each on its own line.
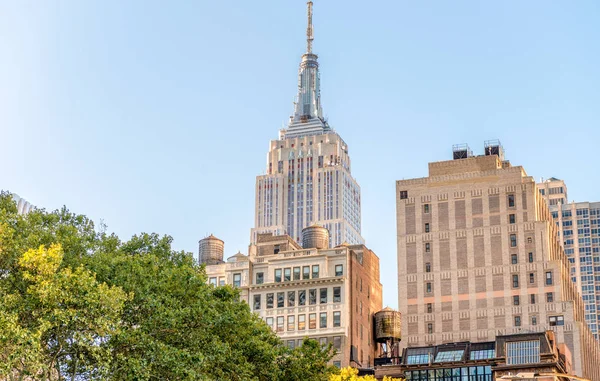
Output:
[251, 1, 363, 247]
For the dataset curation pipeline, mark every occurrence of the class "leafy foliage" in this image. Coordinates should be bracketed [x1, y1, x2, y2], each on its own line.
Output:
[329, 367, 403, 381]
[0, 191, 337, 380]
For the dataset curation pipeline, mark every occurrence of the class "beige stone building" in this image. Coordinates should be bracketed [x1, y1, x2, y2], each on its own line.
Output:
[395, 143, 600, 380]
[204, 227, 383, 368]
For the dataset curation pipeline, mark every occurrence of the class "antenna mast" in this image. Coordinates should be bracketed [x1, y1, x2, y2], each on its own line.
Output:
[306, 1, 314, 53]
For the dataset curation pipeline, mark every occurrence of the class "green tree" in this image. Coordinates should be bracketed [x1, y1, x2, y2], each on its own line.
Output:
[278, 338, 337, 381]
[0, 192, 337, 380]
[0, 243, 129, 380]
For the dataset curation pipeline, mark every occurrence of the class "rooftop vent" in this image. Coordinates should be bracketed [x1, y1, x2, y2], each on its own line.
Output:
[484, 139, 504, 161]
[452, 144, 473, 160]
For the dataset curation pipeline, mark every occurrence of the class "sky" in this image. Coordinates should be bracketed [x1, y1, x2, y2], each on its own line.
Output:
[1, 1, 599, 308]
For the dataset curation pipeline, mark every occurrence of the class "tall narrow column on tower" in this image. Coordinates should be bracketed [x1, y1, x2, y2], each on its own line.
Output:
[251, 1, 364, 247]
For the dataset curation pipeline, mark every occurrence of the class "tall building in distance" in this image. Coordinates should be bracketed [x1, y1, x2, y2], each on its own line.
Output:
[11, 193, 33, 214]
[537, 177, 600, 341]
[251, 1, 363, 247]
[395, 142, 600, 380]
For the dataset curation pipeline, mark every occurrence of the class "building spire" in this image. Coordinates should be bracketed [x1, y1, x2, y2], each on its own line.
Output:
[288, 0, 324, 127]
[306, 1, 314, 54]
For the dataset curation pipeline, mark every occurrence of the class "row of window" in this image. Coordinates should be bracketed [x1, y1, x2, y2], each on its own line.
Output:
[424, 314, 563, 333]
[422, 251, 538, 273]
[254, 287, 342, 310]
[423, 292, 554, 313]
[209, 273, 242, 287]
[268, 264, 344, 284]
[266, 312, 342, 332]
[421, 235, 533, 254]
[420, 213, 519, 233]
[403, 194, 517, 209]
[424, 277, 555, 298]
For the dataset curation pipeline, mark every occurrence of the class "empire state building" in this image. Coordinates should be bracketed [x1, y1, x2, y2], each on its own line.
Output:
[252, 2, 363, 247]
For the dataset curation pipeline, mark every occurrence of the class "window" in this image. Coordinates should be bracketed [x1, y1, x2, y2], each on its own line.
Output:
[293, 267, 301, 280]
[256, 272, 264, 285]
[528, 252, 534, 263]
[275, 269, 282, 283]
[546, 292, 554, 303]
[309, 289, 317, 305]
[511, 254, 518, 264]
[425, 262, 431, 273]
[274, 244, 280, 254]
[288, 291, 295, 307]
[514, 315, 521, 327]
[299, 290, 306, 306]
[425, 223, 430, 233]
[209, 277, 217, 286]
[284, 268, 291, 282]
[427, 323, 433, 334]
[287, 340, 295, 349]
[266, 317, 274, 330]
[233, 273, 241, 287]
[434, 350, 464, 362]
[333, 361, 341, 369]
[545, 271, 553, 285]
[509, 214, 516, 224]
[335, 264, 343, 276]
[530, 294, 536, 304]
[549, 315, 564, 326]
[303, 266, 310, 279]
[288, 315, 295, 331]
[320, 288, 328, 304]
[276, 316, 284, 332]
[219, 277, 225, 286]
[510, 234, 517, 247]
[254, 295, 261, 310]
[424, 204, 430, 214]
[531, 316, 537, 325]
[513, 295, 520, 306]
[470, 349, 495, 360]
[426, 282, 432, 293]
[506, 340, 540, 365]
[333, 336, 342, 350]
[508, 194, 515, 207]
[427, 303, 432, 313]
[333, 287, 341, 303]
[425, 243, 431, 253]
[320, 312, 327, 328]
[309, 313, 317, 329]
[298, 314, 306, 330]
[266, 293, 274, 309]
[312, 265, 320, 279]
[400, 190, 408, 199]
[512, 274, 519, 288]
[319, 337, 327, 346]
[333, 311, 341, 327]
[277, 292, 285, 308]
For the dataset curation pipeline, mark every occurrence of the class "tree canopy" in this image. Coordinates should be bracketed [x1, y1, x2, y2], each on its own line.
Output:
[0, 191, 336, 380]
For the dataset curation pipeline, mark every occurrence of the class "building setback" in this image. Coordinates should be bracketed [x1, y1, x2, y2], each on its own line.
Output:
[251, 1, 363, 247]
[395, 143, 600, 380]
[538, 177, 600, 340]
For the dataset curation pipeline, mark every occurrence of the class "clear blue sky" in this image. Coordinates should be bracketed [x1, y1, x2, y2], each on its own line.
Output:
[2, 1, 599, 308]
